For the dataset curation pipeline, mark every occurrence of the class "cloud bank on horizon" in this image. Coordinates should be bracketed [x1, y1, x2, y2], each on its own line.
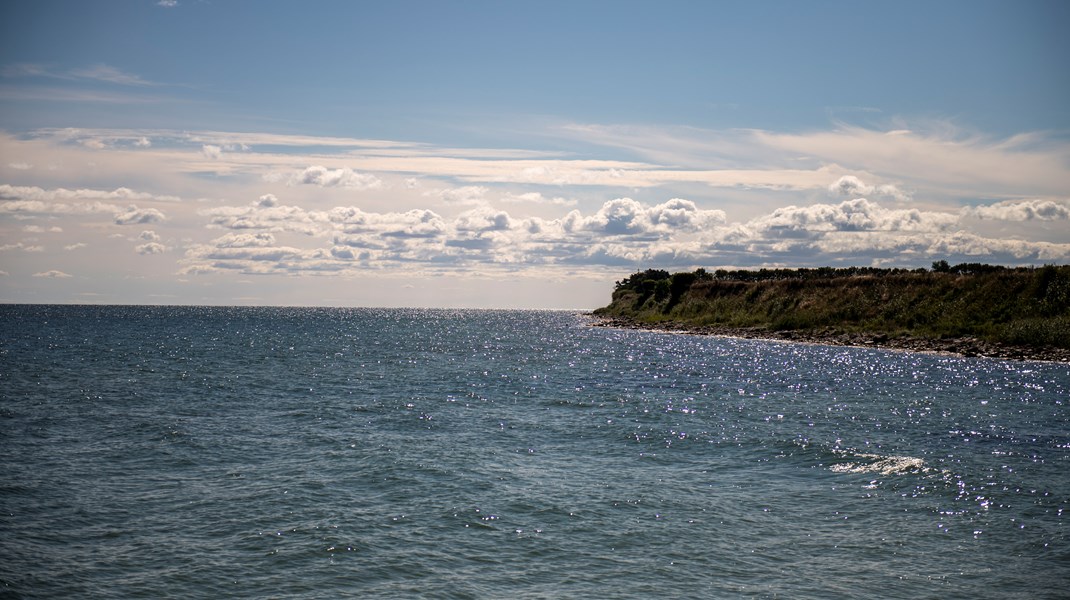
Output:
[0, 1, 1067, 308]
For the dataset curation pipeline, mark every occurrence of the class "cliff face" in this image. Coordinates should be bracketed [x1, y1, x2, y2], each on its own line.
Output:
[594, 265, 1070, 349]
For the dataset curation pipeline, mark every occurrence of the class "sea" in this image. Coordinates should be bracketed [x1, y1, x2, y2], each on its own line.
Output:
[1, 305, 1068, 599]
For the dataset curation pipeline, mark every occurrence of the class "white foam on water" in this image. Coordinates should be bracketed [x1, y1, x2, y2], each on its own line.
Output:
[830, 451, 927, 475]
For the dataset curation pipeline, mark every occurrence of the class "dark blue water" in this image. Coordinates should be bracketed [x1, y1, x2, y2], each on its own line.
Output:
[1, 305, 1068, 598]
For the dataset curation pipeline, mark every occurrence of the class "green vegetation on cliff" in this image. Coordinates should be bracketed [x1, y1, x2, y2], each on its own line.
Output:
[594, 264, 1070, 349]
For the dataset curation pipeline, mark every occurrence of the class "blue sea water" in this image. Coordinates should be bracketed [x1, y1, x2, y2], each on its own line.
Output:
[1, 305, 1068, 599]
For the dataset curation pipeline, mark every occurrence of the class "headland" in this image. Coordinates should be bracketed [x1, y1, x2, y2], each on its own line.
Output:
[592, 264, 1070, 362]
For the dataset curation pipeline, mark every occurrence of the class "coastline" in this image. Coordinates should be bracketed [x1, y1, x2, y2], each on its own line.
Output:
[588, 315, 1070, 363]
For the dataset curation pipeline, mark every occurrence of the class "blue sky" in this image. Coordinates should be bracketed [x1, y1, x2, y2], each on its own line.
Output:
[1, 0, 1068, 308]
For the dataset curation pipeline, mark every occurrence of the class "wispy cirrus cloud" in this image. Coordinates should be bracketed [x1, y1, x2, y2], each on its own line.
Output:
[560, 122, 1070, 202]
[68, 64, 154, 86]
[0, 184, 179, 204]
[3, 63, 155, 86]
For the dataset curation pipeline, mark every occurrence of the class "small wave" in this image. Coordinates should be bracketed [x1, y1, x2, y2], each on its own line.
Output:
[829, 451, 927, 475]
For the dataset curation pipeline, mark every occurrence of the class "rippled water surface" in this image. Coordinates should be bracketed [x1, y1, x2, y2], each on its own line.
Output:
[2, 305, 1068, 598]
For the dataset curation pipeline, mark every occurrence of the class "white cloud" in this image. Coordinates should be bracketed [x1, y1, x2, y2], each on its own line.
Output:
[171, 189, 1070, 278]
[64, 242, 87, 251]
[454, 207, 516, 232]
[202, 144, 222, 159]
[828, 175, 911, 202]
[115, 206, 166, 225]
[564, 198, 726, 236]
[924, 231, 1070, 261]
[213, 232, 277, 247]
[425, 185, 488, 206]
[749, 199, 957, 234]
[501, 192, 577, 207]
[23, 225, 62, 233]
[158, 0, 178, 7]
[0, 198, 118, 215]
[33, 270, 72, 278]
[963, 199, 1070, 221]
[179, 197, 734, 276]
[136, 242, 167, 255]
[0, 184, 180, 204]
[8, 162, 32, 170]
[0, 242, 45, 252]
[199, 197, 324, 234]
[291, 166, 383, 189]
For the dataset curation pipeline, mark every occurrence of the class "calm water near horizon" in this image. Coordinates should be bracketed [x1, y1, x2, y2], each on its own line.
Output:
[1, 305, 1068, 598]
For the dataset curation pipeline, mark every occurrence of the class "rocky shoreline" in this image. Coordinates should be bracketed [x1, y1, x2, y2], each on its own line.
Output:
[589, 315, 1070, 363]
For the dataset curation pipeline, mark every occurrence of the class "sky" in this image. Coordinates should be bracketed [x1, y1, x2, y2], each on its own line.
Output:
[1, 1, 1068, 309]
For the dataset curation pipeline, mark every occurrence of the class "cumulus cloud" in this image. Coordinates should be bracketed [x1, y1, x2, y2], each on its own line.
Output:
[33, 270, 72, 278]
[187, 245, 307, 264]
[199, 197, 325, 234]
[292, 166, 383, 189]
[213, 232, 277, 247]
[162, 176, 1070, 278]
[454, 207, 515, 232]
[828, 175, 911, 202]
[180, 196, 737, 275]
[136, 242, 167, 255]
[115, 206, 166, 225]
[202, 144, 222, 159]
[688, 197, 1070, 267]
[379, 209, 448, 238]
[749, 198, 957, 234]
[963, 199, 1070, 221]
[922, 231, 1070, 261]
[564, 198, 726, 236]
[64, 242, 87, 251]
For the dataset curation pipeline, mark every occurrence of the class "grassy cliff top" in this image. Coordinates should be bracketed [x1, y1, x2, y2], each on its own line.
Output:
[594, 264, 1070, 350]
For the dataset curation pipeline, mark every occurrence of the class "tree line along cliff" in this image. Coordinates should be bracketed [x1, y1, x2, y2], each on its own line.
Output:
[593, 263, 1070, 349]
